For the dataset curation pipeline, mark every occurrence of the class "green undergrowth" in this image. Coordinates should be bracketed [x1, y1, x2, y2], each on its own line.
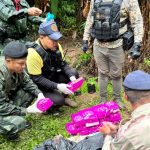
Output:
[0, 78, 129, 150]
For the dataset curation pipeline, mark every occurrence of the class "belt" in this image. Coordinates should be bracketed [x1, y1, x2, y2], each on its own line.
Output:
[97, 37, 121, 42]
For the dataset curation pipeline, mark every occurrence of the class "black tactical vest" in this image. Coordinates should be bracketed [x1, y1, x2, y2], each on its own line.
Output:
[27, 43, 64, 79]
[91, 0, 126, 41]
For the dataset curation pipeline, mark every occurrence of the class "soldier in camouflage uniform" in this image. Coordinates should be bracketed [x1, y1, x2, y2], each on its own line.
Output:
[82, 0, 144, 109]
[0, 41, 45, 141]
[100, 70, 150, 150]
[0, 0, 44, 54]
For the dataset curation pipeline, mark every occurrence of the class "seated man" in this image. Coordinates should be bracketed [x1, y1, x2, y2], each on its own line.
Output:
[100, 70, 150, 149]
[26, 20, 79, 108]
[0, 41, 45, 141]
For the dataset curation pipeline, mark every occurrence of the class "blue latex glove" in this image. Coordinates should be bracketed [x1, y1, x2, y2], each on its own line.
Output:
[46, 12, 55, 22]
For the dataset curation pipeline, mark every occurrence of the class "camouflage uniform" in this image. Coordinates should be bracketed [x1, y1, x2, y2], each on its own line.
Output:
[0, 57, 41, 136]
[102, 103, 150, 150]
[0, 0, 43, 54]
[83, 0, 144, 102]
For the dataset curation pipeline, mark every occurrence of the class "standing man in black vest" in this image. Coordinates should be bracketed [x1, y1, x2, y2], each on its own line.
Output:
[26, 20, 79, 109]
[82, 0, 144, 109]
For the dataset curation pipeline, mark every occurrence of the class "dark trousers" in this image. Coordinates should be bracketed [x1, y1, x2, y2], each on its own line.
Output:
[40, 69, 79, 108]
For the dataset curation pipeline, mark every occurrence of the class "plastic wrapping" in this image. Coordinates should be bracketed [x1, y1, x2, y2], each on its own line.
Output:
[67, 77, 84, 92]
[37, 98, 53, 112]
[66, 101, 121, 135]
[34, 133, 104, 150]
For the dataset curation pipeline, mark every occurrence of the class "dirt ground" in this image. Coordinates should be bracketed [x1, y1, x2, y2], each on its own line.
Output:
[61, 36, 83, 65]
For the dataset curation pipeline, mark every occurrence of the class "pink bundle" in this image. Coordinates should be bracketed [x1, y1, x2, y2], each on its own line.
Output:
[66, 101, 121, 135]
[37, 98, 53, 112]
[67, 77, 84, 92]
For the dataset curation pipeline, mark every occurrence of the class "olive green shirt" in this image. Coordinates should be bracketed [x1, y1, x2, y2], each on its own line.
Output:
[0, 0, 43, 38]
[0, 58, 41, 116]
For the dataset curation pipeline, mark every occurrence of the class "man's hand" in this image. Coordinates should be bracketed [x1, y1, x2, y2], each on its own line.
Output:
[26, 93, 45, 113]
[99, 122, 117, 135]
[37, 93, 45, 101]
[82, 40, 89, 52]
[57, 83, 73, 95]
[26, 101, 42, 114]
[128, 42, 141, 62]
[27, 7, 42, 16]
[69, 76, 76, 82]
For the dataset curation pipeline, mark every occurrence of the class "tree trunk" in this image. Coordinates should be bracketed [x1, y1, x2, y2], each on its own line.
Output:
[124, 0, 150, 75]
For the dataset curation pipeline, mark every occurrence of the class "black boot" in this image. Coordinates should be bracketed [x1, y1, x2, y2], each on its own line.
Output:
[6, 133, 20, 141]
[25, 121, 32, 129]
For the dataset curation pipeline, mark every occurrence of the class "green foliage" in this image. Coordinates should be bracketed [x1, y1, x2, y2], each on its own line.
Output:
[0, 82, 126, 150]
[75, 53, 92, 69]
[50, 0, 59, 18]
[61, 1, 76, 15]
[144, 58, 150, 66]
[77, 21, 86, 35]
[80, 53, 92, 62]
[49, 0, 86, 35]
[107, 82, 113, 100]
[50, 0, 77, 30]
[0, 107, 77, 150]
[80, 77, 99, 94]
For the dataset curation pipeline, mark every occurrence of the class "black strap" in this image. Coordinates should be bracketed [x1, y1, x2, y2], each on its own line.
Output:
[120, 18, 128, 28]
[27, 43, 58, 73]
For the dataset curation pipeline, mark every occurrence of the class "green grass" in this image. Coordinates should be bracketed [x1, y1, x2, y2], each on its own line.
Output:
[0, 79, 130, 150]
[0, 106, 79, 150]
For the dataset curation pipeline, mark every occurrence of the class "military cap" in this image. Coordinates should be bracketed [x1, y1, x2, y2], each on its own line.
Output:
[123, 70, 150, 90]
[38, 20, 62, 40]
[3, 41, 28, 58]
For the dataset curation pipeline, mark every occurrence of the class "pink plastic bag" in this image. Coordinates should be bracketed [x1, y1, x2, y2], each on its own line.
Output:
[67, 77, 84, 92]
[66, 101, 121, 136]
[37, 98, 53, 112]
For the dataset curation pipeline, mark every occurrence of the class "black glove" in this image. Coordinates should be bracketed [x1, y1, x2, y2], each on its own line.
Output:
[129, 42, 141, 60]
[82, 40, 88, 52]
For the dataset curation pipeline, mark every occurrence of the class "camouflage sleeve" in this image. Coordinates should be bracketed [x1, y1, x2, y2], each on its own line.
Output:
[28, 16, 43, 25]
[83, 0, 94, 41]
[0, 77, 27, 116]
[102, 134, 135, 150]
[128, 0, 144, 43]
[22, 71, 42, 96]
[0, 0, 29, 22]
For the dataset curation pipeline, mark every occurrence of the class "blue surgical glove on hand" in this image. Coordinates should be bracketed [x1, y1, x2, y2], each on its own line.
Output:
[57, 83, 73, 95]
[82, 40, 89, 52]
[129, 42, 141, 60]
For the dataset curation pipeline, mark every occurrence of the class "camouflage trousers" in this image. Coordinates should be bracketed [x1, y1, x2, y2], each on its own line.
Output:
[0, 88, 35, 136]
